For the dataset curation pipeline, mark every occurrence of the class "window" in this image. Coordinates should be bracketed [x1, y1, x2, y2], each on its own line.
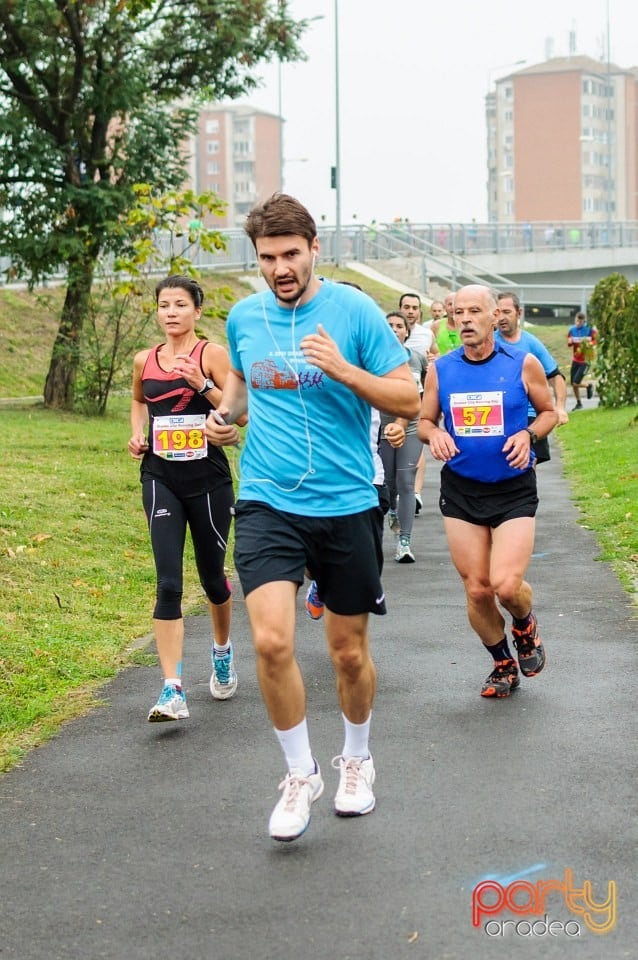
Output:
[207, 161, 220, 174]
[206, 140, 219, 154]
[205, 119, 219, 134]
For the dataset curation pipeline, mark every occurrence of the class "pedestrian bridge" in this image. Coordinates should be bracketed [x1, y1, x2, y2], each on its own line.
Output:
[324, 220, 638, 314]
[188, 218, 638, 313]
[3, 219, 638, 314]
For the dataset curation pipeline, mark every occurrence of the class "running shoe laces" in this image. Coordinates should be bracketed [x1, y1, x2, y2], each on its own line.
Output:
[268, 765, 324, 841]
[209, 644, 238, 700]
[332, 755, 376, 817]
[147, 684, 189, 721]
[480, 659, 520, 698]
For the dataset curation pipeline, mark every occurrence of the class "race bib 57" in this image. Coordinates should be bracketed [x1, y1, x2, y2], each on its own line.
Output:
[449, 391, 504, 436]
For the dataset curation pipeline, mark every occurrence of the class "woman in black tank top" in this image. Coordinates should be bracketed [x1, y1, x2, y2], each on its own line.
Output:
[128, 276, 241, 722]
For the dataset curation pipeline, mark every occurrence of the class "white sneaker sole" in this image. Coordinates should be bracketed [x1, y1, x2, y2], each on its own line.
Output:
[209, 673, 238, 700]
[334, 795, 376, 817]
[147, 705, 189, 722]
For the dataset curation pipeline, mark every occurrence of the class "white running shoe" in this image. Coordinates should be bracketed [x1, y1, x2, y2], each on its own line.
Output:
[332, 755, 376, 816]
[209, 643, 238, 700]
[268, 764, 324, 841]
[395, 537, 415, 563]
[147, 684, 189, 722]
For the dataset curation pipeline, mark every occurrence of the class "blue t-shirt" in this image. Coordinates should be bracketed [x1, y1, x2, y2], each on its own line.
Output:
[227, 280, 408, 515]
[495, 329, 558, 417]
[436, 344, 535, 482]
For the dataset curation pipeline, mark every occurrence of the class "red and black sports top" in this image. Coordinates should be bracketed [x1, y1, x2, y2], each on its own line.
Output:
[139, 340, 231, 496]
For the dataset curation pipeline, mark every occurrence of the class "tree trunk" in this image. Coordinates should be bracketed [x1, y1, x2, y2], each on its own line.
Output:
[43, 259, 94, 409]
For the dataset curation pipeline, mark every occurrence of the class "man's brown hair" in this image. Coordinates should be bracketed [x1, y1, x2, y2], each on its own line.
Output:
[244, 193, 317, 247]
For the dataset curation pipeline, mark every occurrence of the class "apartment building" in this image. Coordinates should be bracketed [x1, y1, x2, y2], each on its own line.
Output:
[185, 103, 281, 228]
[486, 56, 638, 223]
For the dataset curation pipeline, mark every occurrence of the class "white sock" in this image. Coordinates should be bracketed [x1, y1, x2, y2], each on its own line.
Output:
[274, 718, 315, 776]
[342, 712, 371, 760]
[164, 677, 181, 689]
[213, 640, 231, 657]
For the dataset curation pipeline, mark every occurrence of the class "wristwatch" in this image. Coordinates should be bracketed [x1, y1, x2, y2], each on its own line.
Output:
[198, 378, 214, 396]
[525, 427, 538, 444]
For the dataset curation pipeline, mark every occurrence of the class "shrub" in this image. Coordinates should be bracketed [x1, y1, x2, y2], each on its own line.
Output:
[589, 273, 638, 408]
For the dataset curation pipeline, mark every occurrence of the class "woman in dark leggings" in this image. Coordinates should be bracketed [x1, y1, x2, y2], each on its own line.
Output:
[379, 312, 427, 563]
[128, 275, 241, 721]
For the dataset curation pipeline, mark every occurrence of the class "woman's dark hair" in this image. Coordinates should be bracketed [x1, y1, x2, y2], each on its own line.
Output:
[155, 275, 204, 308]
[386, 310, 408, 328]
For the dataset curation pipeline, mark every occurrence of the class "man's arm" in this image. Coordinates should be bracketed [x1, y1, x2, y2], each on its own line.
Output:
[416, 363, 459, 462]
[502, 355, 558, 469]
[548, 370, 569, 425]
[128, 351, 150, 459]
[204, 369, 248, 447]
[522, 355, 559, 439]
[299, 323, 420, 419]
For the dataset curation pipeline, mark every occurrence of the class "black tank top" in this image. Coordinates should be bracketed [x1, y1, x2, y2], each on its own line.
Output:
[140, 340, 231, 496]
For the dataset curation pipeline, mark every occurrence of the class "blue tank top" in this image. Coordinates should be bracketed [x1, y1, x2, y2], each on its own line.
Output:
[435, 344, 535, 482]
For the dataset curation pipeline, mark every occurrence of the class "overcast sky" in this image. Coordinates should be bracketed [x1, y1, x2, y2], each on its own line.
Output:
[237, 0, 638, 225]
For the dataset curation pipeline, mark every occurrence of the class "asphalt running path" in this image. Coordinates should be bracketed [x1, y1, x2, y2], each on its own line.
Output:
[1, 450, 635, 959]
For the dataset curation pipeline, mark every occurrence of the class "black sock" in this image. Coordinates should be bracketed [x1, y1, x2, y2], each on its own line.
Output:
[512, 611, 533, 631]
[486, 636, 514, 662]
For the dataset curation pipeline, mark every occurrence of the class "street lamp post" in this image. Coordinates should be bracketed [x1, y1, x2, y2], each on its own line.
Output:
[334, 0, 342, 267]
[605, 0, 613, 243]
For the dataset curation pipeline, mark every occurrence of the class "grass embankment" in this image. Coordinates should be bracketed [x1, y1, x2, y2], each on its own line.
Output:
[1, 280, 636, 772]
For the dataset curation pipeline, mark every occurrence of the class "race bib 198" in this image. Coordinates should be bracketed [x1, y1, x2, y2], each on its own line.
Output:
[450, 391, 505, 437]
[152, 414, 208, 460]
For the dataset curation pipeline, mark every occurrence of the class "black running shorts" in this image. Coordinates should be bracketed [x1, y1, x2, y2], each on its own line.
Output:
[528, 415, 550, 465]
[439, 466, 538, 528]
[570, 360, 589, 385]
[233, 500, 387, 616]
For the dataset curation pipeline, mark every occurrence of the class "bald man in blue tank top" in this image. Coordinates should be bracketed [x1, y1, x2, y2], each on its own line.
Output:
[418, 285, 558, 699]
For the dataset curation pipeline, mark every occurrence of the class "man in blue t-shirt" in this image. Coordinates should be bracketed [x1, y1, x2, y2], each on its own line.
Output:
[495, 291, 568, 463]
[205, 193, 419, 842]
[418, 284, 558, 702]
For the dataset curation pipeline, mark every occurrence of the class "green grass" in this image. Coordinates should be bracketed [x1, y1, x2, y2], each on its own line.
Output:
[555, 406, 638, 596]
[0, 273, 254, 399]
[1, 278, 636, 773]
[0, 399, 241, 771]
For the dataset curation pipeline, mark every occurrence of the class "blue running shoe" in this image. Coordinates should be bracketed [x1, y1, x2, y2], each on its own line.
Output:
[209, 643, 238, 700]
[148, 684, 189, 722]
[305, 580, 324, 621]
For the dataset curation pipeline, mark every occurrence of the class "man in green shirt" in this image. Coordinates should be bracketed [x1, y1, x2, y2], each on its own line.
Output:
[435, 292, 462, 355]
